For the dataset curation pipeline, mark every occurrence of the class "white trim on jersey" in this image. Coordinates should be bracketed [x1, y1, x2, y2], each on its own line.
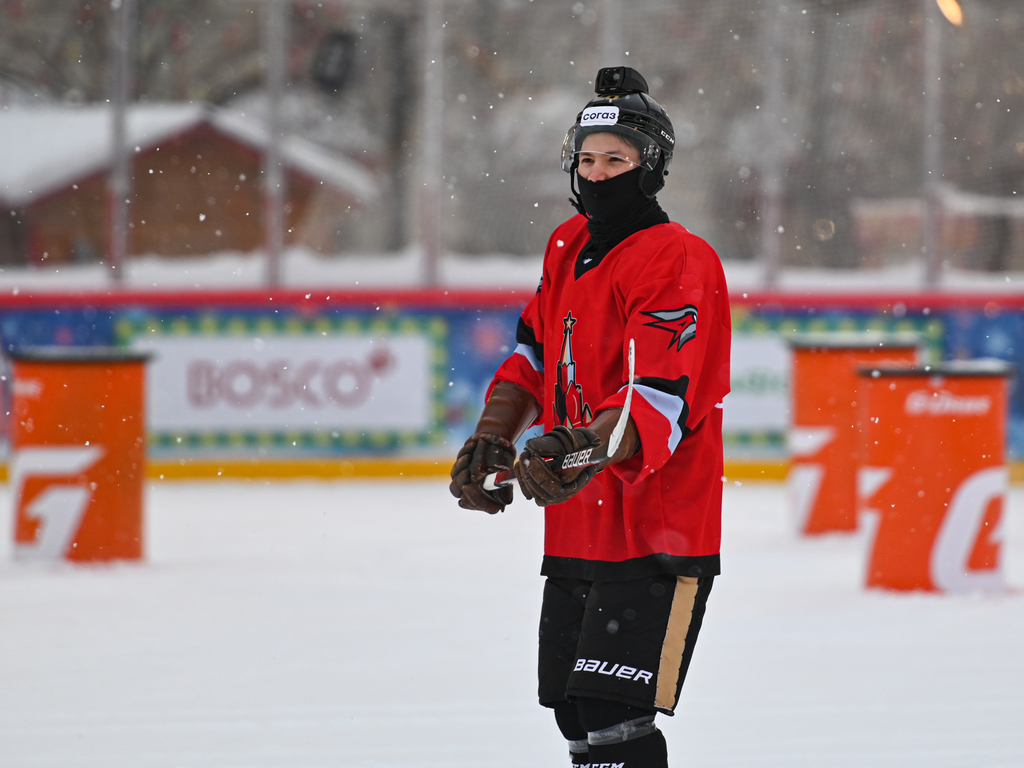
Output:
[634, 383, 685, 454]
[513, 342, 544, 373]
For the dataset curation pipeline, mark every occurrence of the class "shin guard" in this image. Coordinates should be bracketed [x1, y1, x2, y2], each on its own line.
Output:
[568, 738, 590, 766]
[587, 726, 668, 768]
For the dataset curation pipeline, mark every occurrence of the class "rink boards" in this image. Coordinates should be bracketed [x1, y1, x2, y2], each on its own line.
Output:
[0, 288, 1022, 477]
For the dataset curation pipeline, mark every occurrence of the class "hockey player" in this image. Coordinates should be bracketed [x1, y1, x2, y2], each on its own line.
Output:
[450, 66, 731, 768]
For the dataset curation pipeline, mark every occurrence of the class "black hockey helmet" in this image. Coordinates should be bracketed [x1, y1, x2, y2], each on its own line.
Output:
[562, 66, 675, 198]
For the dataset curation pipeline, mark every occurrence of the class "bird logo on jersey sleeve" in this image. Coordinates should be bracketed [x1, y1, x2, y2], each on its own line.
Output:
[554, 311, 594, 427]
[641, 305, 698, 352]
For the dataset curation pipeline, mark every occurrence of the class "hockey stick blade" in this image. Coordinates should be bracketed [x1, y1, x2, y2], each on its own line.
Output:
[607, 337, 636, 459]
[482, 338, 636, 492]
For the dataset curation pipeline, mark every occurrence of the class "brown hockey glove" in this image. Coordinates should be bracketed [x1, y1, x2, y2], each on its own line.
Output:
[449, 432, 517, 514]
[450, 381, 539, 514]
[514, 425, 602, 507]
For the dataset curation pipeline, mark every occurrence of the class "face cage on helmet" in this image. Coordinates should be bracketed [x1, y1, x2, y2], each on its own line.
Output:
[560, 123, 662, 174]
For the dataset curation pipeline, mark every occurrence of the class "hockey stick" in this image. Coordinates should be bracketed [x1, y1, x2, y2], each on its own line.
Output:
[482, 338, 636, 491]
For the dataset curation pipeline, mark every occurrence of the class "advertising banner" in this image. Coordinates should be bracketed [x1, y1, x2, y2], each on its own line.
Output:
[0, 290, 1022, 462]
[9, 349, 147, 561]
[722, 333, 791, 438]
[116, 310, 449, 455]
[785, 335, 919, 534]
[858, 364, 1009, 592]
[723, 307, 944, 455]
[134, 335, 431, 432]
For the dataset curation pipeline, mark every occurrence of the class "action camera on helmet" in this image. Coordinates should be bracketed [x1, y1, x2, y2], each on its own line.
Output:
[594, 66, 650, 96]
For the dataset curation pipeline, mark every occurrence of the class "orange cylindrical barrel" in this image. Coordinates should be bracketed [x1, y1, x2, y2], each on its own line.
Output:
[857, 361, 1010, 592]
[8, 347, 149, 562]
[787, 333, 919, 535]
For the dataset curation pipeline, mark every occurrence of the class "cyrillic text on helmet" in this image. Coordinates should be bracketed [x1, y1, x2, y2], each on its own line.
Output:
[580, 106, 620, 127]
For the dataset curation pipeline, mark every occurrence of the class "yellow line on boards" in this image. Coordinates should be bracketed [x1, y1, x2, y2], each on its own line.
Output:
[723, 461, 789, 482]
[1, 460, 1023, 484]
[146, 458, 794, 482]
[146, 458, 452, 481]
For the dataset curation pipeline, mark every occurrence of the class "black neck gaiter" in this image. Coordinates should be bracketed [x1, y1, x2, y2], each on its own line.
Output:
[577, 168, 669, 259]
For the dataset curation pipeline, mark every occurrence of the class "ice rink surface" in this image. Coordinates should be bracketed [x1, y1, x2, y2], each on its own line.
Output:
[1, 479, 1022, 768]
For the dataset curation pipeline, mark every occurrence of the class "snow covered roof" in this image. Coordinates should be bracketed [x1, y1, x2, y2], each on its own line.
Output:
[0, 103, 377, 206]
[209, 109, 377, 202]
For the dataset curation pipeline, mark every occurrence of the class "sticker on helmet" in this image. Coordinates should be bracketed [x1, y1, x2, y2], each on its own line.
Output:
[580, 106, 620, 126]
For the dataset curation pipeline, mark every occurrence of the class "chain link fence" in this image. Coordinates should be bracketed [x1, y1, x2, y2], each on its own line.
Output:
[1, 0, 1022, 275]
[421, 0, 1024, 273]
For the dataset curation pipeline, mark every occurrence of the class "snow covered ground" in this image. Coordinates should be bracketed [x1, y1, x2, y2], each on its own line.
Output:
[1, 479, 1022, 768]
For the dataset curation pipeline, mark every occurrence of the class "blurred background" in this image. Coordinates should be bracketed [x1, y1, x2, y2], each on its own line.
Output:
[1, 0, 1022, 285]
[2, 0, 1024, 470]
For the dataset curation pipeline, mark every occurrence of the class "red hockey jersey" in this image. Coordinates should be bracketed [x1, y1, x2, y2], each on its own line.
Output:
[490, 214, 731, 581]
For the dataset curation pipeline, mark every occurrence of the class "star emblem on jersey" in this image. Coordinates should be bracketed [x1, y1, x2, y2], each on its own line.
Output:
[641, 305, 698, 352]
[554, 311, 594, 427]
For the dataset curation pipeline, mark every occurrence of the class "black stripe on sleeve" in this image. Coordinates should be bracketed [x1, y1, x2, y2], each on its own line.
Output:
[516, 317, 544, 366]
[634, 374, 692, 440]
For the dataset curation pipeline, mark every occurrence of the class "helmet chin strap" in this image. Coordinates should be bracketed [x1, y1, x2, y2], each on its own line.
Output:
[638, 167, 657, 199]
[641, 154, 670, 198]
